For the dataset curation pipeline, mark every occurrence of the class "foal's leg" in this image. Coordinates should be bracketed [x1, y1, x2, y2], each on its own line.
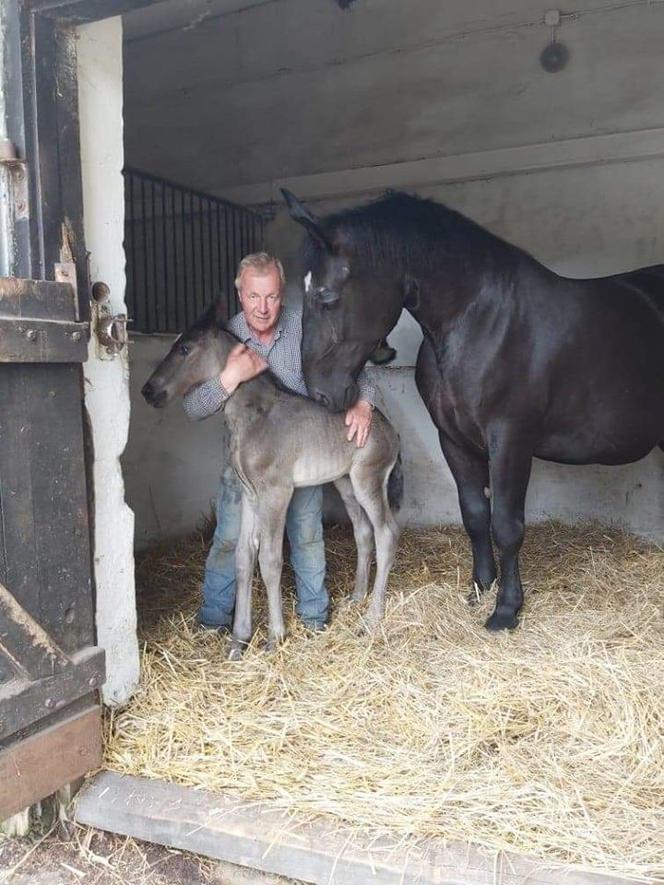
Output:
[438, 431, 497, 602]
[350, 467, 400, 628]
[257, 487, 293, 648]
[229, 494, 259, 660]
[333, 476, 373, 603]
[486, 434, 533, 632]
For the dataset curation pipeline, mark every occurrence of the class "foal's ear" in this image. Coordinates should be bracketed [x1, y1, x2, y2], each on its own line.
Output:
[197, 299, 226, 330]
[214, 299, 227, 324]
[281, 188, 334, 253]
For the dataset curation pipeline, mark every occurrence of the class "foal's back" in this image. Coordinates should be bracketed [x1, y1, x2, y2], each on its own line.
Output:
[237, 388, 398, 490]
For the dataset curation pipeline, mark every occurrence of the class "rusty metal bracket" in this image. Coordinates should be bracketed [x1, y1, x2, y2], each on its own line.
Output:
[0, 140, 29, 220]
[0, 316, 89, 363]
[95, 309, 128, 355]
[90, 281, 128, 358]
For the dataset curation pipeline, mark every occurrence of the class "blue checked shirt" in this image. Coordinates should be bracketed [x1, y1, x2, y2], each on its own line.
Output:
[183, 306, 376, 421]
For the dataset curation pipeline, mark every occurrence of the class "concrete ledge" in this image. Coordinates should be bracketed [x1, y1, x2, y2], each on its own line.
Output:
[75, 771, 631, 885]
[216, 128, 664, 207]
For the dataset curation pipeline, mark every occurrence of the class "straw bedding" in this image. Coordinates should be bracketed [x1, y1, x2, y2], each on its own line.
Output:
[105, 522, 664, 881]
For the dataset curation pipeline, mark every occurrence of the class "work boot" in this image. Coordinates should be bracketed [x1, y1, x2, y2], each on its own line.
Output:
[197, 617, 232, 635]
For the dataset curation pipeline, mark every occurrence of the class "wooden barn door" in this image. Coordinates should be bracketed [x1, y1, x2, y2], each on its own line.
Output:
[0, 275, 104, 820]
[0, 0, 119, 821]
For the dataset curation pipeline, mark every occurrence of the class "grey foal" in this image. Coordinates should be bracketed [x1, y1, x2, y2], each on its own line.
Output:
[142, 303, 402, 658]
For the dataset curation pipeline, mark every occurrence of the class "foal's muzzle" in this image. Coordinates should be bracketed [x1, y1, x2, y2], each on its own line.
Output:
[142, 380, 167, 408]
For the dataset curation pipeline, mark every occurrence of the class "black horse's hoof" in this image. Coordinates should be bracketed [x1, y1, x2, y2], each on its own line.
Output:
[467, 583, 484, 607]
[485, 608, 520, 632]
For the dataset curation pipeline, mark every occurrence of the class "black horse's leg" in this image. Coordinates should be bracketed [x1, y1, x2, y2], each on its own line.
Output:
[485, 438, 533, 632]
[438, 431, 496, 600]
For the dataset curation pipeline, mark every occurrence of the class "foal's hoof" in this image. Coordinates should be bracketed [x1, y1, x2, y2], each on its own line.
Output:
[339, 595, 363, 611]
[357, 615, 381, 637]
[263, 635, 284, 653]
[485, 608, 520, 632]
[228, 638, 248, 661]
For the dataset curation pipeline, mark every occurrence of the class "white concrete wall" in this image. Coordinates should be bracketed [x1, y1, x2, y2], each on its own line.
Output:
[124, 334, 224, 549]
[120, 0, 664, 543]
[123, 0, 664, 196]
[78, 17, 140, 705]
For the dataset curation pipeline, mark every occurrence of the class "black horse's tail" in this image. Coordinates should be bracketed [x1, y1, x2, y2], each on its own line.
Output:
[387, 450, 404, 513]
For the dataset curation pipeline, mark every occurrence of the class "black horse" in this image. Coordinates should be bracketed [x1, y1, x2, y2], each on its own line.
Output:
[282, 188, 664, 631]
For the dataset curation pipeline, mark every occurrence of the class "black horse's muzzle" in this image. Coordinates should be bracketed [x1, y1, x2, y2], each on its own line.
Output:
[141, 380, 168, 408]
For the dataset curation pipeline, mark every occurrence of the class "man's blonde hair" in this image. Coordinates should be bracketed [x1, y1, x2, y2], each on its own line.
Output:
[235, 252, 285, 290]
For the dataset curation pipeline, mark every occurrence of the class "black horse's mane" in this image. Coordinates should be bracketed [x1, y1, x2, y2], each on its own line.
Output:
[311, 191, 532, 274]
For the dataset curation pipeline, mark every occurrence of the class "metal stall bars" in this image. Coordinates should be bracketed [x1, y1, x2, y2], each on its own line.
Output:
[123, 169, 265, 334]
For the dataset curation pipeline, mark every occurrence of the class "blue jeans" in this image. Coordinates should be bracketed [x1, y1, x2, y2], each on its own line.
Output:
[200, 464, 329, 628]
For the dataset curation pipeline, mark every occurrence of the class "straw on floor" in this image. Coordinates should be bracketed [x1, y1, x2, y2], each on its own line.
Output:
[105, 522, 664, 881]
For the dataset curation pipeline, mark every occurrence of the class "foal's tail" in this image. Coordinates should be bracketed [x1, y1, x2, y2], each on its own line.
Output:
[387, 450, 404, 513]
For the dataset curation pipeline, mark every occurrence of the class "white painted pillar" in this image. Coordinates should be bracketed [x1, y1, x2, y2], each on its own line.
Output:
[77, 17, 140, 705]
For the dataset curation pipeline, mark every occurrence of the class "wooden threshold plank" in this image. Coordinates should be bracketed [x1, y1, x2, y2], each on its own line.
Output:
[74, 772, 631, 885]
[0, 705, 102, 820]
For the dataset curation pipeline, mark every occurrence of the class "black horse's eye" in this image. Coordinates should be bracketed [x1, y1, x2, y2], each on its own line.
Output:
[318, 287, 340, 308]
[179, 342, 191, 356]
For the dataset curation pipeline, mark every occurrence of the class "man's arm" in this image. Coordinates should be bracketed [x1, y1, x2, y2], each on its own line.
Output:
[183, 377, 230, 421]
[182, 343, 268, 421]
[357, 368, 376, 409]
[345, 367, 376, 448]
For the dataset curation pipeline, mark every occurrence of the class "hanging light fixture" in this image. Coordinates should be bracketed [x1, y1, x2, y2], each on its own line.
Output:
[540, 10, 570, 72]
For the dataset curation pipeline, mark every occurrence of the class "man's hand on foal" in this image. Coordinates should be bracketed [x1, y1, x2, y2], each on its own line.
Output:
[220, 343, 268, 394]
[345, 400, 373, 448]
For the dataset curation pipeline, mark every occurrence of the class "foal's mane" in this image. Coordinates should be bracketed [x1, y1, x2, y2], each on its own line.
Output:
[311, 191, 532, 273]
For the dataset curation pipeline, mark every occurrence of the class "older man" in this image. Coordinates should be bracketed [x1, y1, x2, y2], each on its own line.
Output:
[184, 252, 375, 632]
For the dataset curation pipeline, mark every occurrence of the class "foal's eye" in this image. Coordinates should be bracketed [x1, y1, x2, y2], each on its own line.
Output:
[179, 343, 191, 356]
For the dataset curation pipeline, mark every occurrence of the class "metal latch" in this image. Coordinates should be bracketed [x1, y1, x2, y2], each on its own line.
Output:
[91, 281, 128, 357]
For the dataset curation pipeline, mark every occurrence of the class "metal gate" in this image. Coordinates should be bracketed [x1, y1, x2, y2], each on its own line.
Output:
[123, 168, 264, 333]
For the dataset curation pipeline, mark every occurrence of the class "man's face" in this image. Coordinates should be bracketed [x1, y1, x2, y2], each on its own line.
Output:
[238, 266, 283, 337]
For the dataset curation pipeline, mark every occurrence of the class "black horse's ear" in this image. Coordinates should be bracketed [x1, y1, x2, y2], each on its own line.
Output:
[281, 188, 317, 224]
[281, 188, 334, 253]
